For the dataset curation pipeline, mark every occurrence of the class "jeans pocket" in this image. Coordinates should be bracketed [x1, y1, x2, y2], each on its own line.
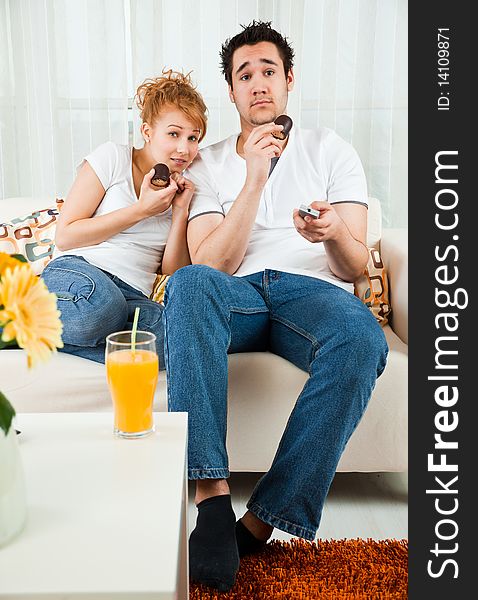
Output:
[43, 267, 96, 302]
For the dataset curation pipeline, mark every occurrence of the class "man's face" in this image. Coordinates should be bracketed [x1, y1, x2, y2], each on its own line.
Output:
[228, 41, 294, 127]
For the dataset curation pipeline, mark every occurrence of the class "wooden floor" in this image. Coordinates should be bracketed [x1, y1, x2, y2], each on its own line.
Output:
[188, 471, 408, 541]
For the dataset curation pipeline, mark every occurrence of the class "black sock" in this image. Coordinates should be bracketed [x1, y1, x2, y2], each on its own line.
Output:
[189, 494, 239, 592]
[235, 518, 268, 558]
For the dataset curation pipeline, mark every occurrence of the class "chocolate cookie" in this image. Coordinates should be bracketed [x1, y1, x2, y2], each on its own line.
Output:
[151, 163, 170, 187]
[272, 115, 293, 140]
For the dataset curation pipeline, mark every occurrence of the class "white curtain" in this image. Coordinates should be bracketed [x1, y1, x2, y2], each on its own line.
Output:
[0, 0, 407, 228]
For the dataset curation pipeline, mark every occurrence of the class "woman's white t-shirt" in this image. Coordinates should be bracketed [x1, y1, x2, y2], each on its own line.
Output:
[54, 141, 172, 296]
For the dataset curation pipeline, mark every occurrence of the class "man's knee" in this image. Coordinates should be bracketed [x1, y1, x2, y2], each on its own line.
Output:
[346, 318, 388, 375]
[165, 264, 225, 305]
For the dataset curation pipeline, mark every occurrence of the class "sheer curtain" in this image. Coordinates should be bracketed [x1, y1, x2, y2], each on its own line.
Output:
[0, 0, 407, 227]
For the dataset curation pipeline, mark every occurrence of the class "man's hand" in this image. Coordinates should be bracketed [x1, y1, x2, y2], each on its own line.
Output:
[171, 172, 195, 212]
[293, 201, 346, 243]
[243, 123, 283, 188]
[294, 200, 369, 282]
[137, 169, 178, 218]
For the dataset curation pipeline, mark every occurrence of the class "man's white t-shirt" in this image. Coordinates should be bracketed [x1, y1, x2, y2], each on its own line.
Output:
[186, 126, 368, 293]
[54, 141, 172, 296]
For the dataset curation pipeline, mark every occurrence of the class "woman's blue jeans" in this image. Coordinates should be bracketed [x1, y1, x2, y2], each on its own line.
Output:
[163, 265, 388, 540]
[42, 255, 165, 365]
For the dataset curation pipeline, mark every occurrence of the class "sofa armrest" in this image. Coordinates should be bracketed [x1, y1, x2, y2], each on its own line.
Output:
[380, 228, 408, 344]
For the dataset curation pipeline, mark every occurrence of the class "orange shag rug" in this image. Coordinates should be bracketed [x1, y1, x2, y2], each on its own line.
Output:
[190, 538, 408, 599]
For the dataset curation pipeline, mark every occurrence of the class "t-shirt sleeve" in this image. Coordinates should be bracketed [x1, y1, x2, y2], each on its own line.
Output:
[185, 156, 224, 222]
[79, 141, 120, 191]
[324, 132, 368, 208]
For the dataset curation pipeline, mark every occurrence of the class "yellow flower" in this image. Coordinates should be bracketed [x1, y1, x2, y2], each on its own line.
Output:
[0, 264, 63, 368]
[0, 252, 24, 278]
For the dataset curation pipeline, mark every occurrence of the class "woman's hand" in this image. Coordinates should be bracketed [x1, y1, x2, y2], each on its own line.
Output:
[161, 172, 194, 274]
[170, 172, 195, 212]
[137, 169, 178, 218]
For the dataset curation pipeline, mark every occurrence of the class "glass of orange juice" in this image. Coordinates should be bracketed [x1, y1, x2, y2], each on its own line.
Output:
[105, 331, 159, 438]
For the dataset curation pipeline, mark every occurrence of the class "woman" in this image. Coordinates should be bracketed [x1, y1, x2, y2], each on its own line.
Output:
[42, 70, 207, 364]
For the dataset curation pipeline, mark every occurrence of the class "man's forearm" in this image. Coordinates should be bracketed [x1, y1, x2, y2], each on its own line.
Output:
[193, 183, 263, 274]
[324, 229, 369, 283]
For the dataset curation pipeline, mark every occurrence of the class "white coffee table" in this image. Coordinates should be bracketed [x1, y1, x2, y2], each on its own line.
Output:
[0, 412, 188, 599]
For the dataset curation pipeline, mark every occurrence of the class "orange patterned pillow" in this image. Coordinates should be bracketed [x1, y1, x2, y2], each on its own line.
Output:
[355, 247, 391, 326]
[150, 273, 170, 304]
[0, 199, 64, 275]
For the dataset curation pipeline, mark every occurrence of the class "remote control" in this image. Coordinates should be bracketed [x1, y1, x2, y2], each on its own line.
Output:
[298, 204, 320, 219]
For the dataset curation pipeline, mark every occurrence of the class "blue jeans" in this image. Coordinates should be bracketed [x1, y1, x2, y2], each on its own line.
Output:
[163, 265, 388, 540]
[42, 255, 165, 366]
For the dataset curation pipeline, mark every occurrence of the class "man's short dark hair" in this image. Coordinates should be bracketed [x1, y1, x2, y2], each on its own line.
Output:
[220, 20, 295, 87]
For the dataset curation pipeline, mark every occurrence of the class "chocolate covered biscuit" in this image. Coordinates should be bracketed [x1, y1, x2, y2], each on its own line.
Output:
[151, 163, 170, 187]
[272, 115, 293, 140]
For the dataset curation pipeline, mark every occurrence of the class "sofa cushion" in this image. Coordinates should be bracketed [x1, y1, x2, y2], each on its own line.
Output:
[1, 321, 407, 473]
[366, 197, 382, 248]
[150, 274, 169, 304]
[0, 199, 64, 275]
[354, 246, 392, 326]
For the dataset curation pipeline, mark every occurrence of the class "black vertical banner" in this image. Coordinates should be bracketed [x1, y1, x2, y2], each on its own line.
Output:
[409, 4, 474, 598]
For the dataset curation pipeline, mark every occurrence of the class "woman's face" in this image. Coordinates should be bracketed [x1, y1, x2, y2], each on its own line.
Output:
[144, 107, 201, 173]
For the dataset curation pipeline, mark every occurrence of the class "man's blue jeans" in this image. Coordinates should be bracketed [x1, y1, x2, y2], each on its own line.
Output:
[163, 265, 388, 540]
[42, 255, 165, 365]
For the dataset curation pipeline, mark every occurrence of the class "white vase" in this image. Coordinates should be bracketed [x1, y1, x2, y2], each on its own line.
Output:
[0, 426, 27, 547]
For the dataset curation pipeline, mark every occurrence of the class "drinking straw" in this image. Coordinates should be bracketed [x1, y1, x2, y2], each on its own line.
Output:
[131, 307, 140, 355]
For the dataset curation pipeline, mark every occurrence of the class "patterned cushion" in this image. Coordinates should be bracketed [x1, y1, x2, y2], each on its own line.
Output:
[150, 273, 170, 304]
[0, 199, 64, 275]
[354, 247, 391, 326]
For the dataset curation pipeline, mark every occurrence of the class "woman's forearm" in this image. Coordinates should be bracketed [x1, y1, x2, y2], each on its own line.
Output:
[161, 207, 191, 274]
[55, 204, 146, 251]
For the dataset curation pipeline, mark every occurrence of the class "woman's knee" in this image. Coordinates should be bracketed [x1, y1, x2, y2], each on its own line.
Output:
[133, 299, 164, 338]
[43, 259, 128, 346]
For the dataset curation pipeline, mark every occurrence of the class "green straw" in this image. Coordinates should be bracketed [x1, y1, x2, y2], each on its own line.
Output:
[131, 307, 140, 355]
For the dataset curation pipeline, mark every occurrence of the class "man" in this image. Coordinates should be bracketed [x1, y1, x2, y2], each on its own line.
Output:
[162, 21, 388, 592]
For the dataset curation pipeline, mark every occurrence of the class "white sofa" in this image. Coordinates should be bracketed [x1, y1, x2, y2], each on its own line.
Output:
[1, 197, 408, 472]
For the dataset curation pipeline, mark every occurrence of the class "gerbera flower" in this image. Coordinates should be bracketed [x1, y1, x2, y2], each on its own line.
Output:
[0, 263, 63, 368]
[0, 252, 24, 278]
